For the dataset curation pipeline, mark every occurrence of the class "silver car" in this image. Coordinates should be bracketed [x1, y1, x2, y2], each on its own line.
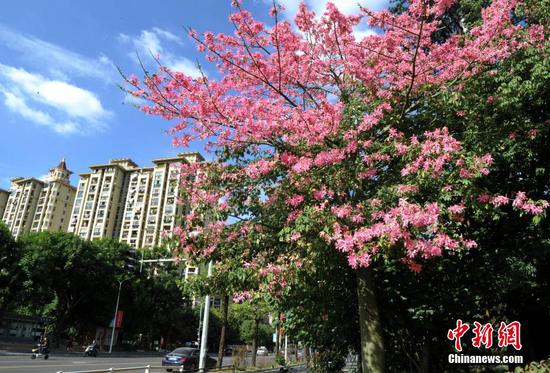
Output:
[256, 346, 269, 356]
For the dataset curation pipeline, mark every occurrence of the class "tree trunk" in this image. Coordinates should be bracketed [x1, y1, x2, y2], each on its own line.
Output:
[251, 318, 259, 367]
[216, 295, 229, 369]
[357, 267, 384, 373]
[275, 313, 281, 357]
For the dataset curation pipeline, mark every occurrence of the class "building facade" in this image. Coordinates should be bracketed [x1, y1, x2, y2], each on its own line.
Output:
[139, 154, 197, 248]
[69, 152, 203, 248]
[1, 159, 76, 238]
[2, 178, 43, 238]
[31, 159, 76, 233]
[0, 188, 9, 220]
[68, 159, 138, 240]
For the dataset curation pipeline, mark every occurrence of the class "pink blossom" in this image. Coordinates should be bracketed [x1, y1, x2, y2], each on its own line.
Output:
[512, 191, 527, 208]
[314, 149, 346, 167]
[245, 159, 276, 179]
[233, 291, 253, 303]
[359, 169, 377, 179]
[448, 203, 465, 215]
[291, 157, 313, 173]
[397, 184, 418, 195]
[313, 189, 326, 200]
[332, 204, 353, 218]
[491, 195, 509, 206]
[477, 193, 491, 203]
[519, 201, 547, 215]
[290, 232, 302, 241]
[528, 128, 538, 139]
[369, 198, 381, 207]
[286, 194, 304, 207]
[336, 236, 355, 253]
[129, 0, 540, 274]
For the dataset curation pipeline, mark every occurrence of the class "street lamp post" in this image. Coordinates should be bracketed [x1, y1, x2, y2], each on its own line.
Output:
[197, 300, 203, 346]
[198, 260, 213, 372]
[109, 279, 127, 353]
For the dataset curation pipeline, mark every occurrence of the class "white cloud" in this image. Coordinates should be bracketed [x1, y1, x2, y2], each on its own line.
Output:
[0, 24, 116, 83]
[352, 28, 379, 40]
[119, 27, 203, 78]
[169, 58, 203, 79]
[136, 30, 164, 57]
[3, 90, 52, 125]
[151, 27, 182, 44]
[277, 0, 301, 20]
[2, 89, 79, 135]
[0, 64, 110, 135]
[275, 0, 389, 20]
[309, 0, 388, 16]
[123, 93, 147, 106]
[266, 1, 384, 41]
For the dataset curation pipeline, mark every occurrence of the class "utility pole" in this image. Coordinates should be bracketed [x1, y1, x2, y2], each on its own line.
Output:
[198, 260, 213, 372]
[197, 300, 203, 346]
[284, 335, 288, 362]
[109, 279, 127, 353]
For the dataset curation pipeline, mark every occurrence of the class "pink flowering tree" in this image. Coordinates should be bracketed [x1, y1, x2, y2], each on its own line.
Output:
[126, 0, 547, 370]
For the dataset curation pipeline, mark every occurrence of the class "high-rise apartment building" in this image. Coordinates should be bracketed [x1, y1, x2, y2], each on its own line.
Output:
[68, 159, 138, 240]
[69, 152, 203, 248]
[0, 188, 9, 220]
[138, 153, 200, 248]
[119, 167, 153, 248]
[2, 178, 43, 238]
[1, 159, 76, 238]
[30, 159, 77, 233]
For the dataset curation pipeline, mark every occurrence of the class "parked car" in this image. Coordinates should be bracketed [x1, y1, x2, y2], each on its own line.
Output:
[162, 347, 216, 372]
[224, 346, 233, 356]
[256, 346, 269, 356]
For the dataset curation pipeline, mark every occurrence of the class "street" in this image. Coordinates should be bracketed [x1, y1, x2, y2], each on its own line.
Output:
[0, 355, 161, 373]
[0, 354, 283, 373]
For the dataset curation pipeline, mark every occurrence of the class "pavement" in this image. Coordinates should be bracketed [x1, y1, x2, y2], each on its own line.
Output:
[0, 353, 286, 373]
[0, 355, 165, 373]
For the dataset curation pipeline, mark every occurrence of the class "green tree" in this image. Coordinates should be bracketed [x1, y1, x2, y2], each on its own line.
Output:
[120, 246, 198, 350]
[17, 232, 119, 345]
[0, 221, 21, 310]
[231, 300, 273, 367]
[128, 0, 548, 370]
[276, 242, 360, 371]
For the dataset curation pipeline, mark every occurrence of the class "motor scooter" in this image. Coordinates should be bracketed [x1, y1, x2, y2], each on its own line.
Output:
[83, 344, 99, 357]
[31, 344, 49, 359]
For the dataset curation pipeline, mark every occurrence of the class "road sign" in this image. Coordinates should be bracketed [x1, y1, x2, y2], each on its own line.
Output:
[115, 310, 124, 328]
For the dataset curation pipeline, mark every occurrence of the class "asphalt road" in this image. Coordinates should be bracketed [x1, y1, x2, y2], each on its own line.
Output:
[0, 355, 181, 373]
[0, 354, 282, 373]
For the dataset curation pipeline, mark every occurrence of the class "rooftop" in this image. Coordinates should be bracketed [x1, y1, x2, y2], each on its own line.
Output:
[49, 157, 73, 174]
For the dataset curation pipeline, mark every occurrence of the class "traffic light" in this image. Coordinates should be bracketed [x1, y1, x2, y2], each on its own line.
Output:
[124, 249, 137, 272]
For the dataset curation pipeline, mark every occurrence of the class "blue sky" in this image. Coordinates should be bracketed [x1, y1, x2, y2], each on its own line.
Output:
[0, 0, 387, 189]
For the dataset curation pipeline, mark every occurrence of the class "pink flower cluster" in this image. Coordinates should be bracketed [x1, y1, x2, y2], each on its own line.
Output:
[127, 0, 548, 279]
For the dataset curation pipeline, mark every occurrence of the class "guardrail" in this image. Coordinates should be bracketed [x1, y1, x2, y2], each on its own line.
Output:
[56, 366, 158, 373]
[56, 366, 216, 373]
[55, 363, 307, 373]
